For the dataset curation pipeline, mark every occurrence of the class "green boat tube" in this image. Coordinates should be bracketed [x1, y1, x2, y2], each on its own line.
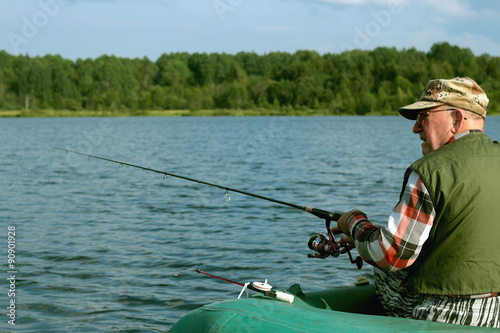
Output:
[170, 282, 497, 332]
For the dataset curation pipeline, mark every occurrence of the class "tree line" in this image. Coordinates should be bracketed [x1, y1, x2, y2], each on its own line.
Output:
[0, 42, 499, 115]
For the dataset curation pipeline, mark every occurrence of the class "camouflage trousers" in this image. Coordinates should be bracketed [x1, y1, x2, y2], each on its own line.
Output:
[374, 268, 500, 328]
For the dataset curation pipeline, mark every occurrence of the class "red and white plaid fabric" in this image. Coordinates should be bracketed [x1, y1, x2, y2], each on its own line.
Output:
[346, 170, 435, 272]
[347, 130, 498, 301]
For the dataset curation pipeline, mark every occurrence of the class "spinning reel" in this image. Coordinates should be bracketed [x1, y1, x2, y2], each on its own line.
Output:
[307, 219, 363, 269]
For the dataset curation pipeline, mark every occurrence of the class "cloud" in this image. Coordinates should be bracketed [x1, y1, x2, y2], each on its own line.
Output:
[313, 0, 370, 4]
[311, 0, 408, 6]
[69, 0, 179, 3]
[453, 32, 500, 56]
[419, 0, 475, 18]
[254, 25, 300, 33]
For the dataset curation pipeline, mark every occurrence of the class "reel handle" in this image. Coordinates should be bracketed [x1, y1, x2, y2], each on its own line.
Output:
[307, 219, 363, 269]
[325, 215, 363, 269]
[344, 245, 363, 269]
[325, 219, 341, 257]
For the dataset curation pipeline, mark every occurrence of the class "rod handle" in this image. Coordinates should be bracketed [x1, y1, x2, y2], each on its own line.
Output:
[305, 207, 342, 221]
[275, 291, 294, 303]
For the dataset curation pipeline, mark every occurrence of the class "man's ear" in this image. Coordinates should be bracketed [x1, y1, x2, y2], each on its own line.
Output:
[451, 109, 466, 134]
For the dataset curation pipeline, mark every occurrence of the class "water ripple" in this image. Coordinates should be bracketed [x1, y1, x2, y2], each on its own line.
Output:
[2, 116, 499, 331]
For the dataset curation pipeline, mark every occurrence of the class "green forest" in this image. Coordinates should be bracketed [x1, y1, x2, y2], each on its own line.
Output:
[1, 42, 499, 116]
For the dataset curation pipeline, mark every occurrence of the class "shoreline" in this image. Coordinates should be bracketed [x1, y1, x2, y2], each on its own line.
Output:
[2, 109, 498, 118]
[0, 109, 398, 118]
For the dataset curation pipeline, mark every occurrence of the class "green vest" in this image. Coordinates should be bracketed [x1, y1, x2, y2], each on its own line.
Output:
[408, 132, 500, 295]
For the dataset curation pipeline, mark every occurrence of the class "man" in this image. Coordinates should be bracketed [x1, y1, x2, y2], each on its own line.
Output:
[331, 77, 500, 328]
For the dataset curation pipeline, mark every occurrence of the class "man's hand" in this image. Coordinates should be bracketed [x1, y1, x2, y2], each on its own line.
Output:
[338, 235, 355, 254]
[330, 209, 364, 253]
[331, 209, 362, 235]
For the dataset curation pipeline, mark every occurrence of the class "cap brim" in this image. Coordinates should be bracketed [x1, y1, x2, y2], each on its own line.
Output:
[398, 101, 444, 120]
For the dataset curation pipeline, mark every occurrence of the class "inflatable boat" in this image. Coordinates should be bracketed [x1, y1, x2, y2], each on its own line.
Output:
[170, 282, 496, 332]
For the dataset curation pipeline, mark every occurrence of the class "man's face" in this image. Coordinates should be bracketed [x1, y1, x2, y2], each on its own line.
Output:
[413, 106, 456, 156]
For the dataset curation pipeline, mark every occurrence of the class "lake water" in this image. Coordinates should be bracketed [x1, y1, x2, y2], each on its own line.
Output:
[2, 116, 499, 332]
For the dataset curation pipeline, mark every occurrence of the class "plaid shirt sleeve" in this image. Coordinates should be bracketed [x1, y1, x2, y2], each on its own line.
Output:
[346, 169, 436, 272]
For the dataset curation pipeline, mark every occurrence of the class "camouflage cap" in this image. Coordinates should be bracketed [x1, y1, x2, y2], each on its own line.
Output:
[398, 77, 489, 120]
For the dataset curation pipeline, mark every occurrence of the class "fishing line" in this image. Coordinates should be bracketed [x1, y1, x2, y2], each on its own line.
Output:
[29, 150, 49, 170]
[173, 267, 199, 277]
[52, 147, 340, 221]
[3, 150, 50, 192]
[52, 147, 362, 268]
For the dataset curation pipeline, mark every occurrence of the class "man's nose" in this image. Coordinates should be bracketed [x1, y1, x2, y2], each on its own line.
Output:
[413, 121, 422, 134]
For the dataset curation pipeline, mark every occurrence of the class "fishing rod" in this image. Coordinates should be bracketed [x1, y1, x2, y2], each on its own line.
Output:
[53, 147, 339, 220]
[193, 268, 295, 303]
[53, 147, 362, 268]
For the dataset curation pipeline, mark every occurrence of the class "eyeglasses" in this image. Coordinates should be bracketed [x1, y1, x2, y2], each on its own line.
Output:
[416, 108, 456, 127]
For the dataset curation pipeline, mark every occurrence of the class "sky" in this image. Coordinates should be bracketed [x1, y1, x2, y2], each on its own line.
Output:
[1, 0, 500, 61]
